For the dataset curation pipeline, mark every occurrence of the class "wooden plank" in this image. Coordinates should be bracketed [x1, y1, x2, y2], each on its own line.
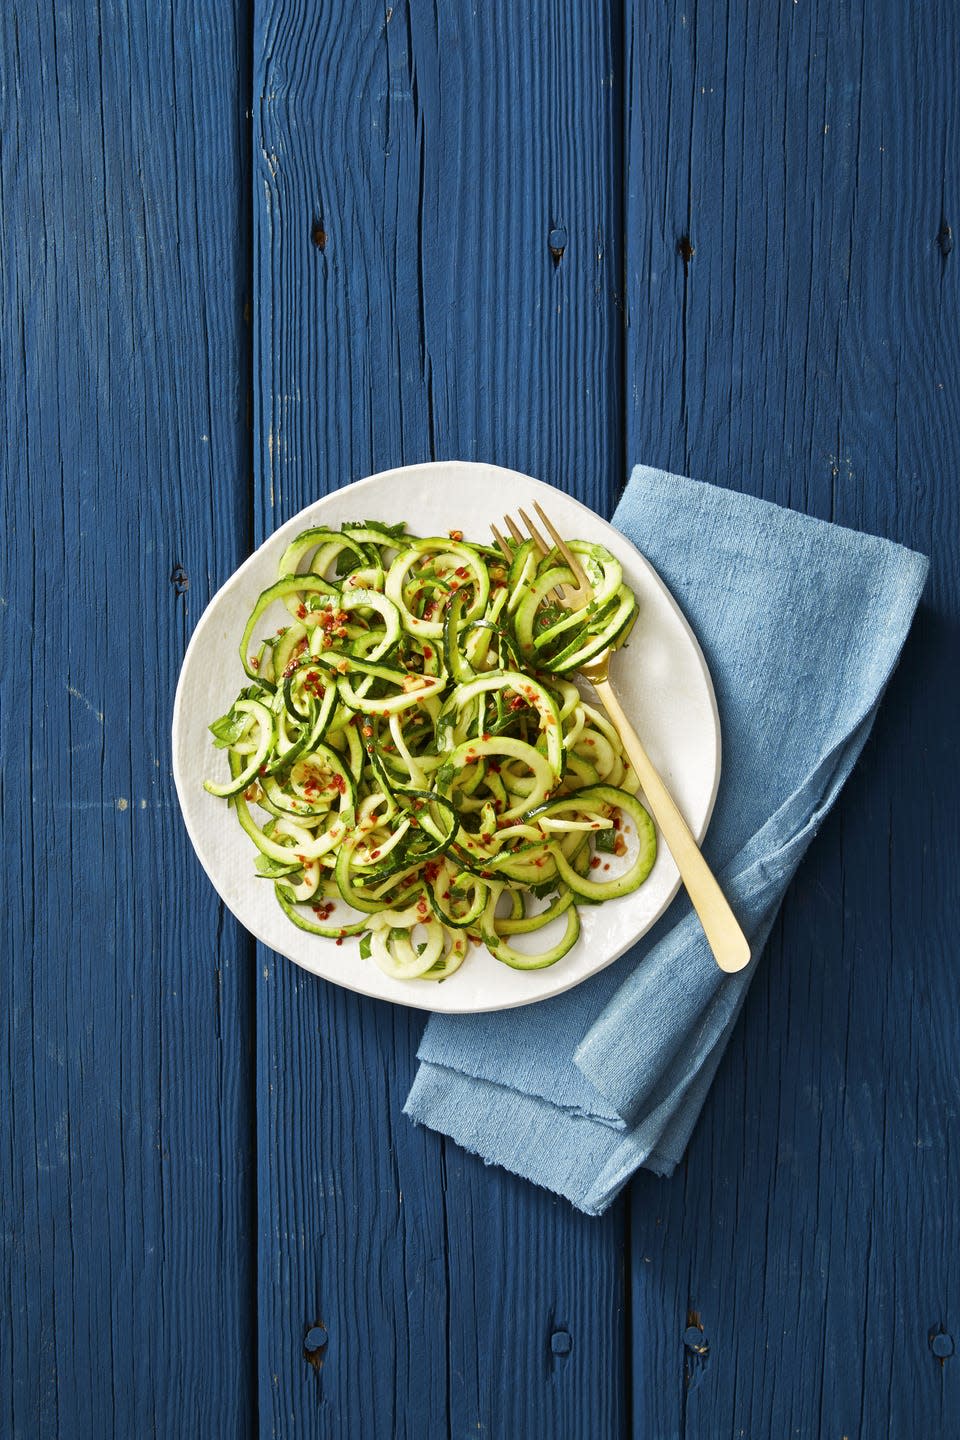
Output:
[253, 2, 628, 1435]
[623, 2, 960, 1435]
[0, 3, 256, 1434]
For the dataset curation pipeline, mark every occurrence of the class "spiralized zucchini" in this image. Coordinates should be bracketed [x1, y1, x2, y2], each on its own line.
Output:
[204, 519, 656, 981]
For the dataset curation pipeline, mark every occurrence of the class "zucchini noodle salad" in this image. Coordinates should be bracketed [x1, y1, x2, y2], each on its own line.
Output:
[204, 520, 657, 981]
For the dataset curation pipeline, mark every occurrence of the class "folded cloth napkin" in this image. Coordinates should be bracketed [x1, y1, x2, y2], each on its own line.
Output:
[404, 468, 929, 1215]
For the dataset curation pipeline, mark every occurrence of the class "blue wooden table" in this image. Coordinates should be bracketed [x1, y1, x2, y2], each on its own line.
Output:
[3, 3, 958, 1436]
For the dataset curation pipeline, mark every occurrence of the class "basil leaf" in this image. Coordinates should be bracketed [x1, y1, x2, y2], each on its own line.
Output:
[209, 707, 248, 748]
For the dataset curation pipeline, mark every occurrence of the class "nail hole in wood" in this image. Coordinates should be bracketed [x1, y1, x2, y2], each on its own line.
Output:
[937, 220, 953, 258]
[677, 235, 695, 274]
[930, 1327, 954, 1360]
[170, 563, 189, 595]
[548, 225, 567, 266]
[303, 1322, 328, 1370]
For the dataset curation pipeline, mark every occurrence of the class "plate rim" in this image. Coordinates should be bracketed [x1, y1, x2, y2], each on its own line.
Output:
[172, 459, 722, 1012]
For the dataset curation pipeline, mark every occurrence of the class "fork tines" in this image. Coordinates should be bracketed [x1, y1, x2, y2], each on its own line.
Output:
[491, 501, 591, 604]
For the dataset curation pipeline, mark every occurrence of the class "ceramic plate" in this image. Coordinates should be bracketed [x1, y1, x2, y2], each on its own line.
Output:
[172, 461, 720, 1012]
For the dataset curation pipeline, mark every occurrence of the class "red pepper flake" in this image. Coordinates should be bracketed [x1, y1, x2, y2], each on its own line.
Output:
[508, 695, 525, 712]
[423, 861, 441, 883]
[454, 565, 468, 578]
[602, 863, 610, 871]
[334, 774, 347, 794]
[488, 761, 501, 774]
[335, 937, 344, 946]
[614, 835, 627, 857]
[449, 529, 463, 542]
[590, 856, 602, 869]
[296, 604, 308, 620]
[370, 849, 381, 860]
[423, 646, 433, 660]
[249, 655, 260, 670]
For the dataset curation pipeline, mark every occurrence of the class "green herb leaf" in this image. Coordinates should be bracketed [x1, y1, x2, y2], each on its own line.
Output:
[342, 519, 407, 539]
[255, 852, 302, 879]
[536, 601, 566, 632]
[359, 932, 373, 959]
[209, 707, 248, 748]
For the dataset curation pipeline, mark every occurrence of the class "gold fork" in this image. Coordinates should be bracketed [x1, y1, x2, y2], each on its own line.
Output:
[493, 502, 750, 974]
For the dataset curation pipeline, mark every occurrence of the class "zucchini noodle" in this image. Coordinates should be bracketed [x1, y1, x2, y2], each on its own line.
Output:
[204, 519, 656, 981]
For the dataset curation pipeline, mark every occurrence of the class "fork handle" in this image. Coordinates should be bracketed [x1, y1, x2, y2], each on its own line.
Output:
[592, 676, 751, 974]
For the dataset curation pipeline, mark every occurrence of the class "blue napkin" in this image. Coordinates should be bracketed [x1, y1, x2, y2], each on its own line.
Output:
[404, 468, 929, 1215]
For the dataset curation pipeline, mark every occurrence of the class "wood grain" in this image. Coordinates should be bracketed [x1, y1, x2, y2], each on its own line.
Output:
[6, 1, 958, 1433]
[623, 2, 960, 1436]
[253, 2, 627, 1435]
[0, 3, 256, 1434]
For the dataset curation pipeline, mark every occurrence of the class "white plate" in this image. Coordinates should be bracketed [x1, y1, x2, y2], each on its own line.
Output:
[173, 461, 720, 1012]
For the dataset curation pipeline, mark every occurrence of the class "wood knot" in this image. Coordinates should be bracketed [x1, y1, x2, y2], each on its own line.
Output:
[311, 218, 328, 251]
[677, 235, 695, 273]
[937, 221, 953, 258]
